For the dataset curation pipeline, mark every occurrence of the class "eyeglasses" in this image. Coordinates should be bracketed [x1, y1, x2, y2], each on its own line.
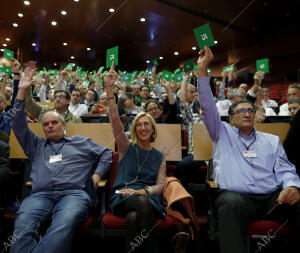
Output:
[146, 107, 160, 112]
[54, 95, 66, 99]
[234, 108, 255, 115]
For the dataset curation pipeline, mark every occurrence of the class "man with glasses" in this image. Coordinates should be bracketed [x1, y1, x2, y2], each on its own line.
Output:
[68, 89, 88, 117]
[140, 85, 152, 106]
[25, 68, 82, 123]
[196, 46, 300, 253]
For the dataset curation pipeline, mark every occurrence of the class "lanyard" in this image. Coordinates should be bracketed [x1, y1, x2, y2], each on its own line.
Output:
[239, 135, 256, 150]
[49, 140, 66, 155]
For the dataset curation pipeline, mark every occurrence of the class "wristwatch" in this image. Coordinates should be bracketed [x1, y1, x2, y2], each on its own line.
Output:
[106, 96, 115, 100]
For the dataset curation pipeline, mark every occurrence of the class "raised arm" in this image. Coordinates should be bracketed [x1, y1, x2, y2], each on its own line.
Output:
[105, 62, 130, 156]
[246, 71, 264, 103]
[196, 46, 221, 141]
[12, 63, 42, 159]
[10, 59, 22, 108]
[161, 78, 176, 105]
[54, 70, 68, 91]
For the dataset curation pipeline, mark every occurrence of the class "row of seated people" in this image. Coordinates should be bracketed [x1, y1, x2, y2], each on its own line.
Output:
[1, 55, 300, 252]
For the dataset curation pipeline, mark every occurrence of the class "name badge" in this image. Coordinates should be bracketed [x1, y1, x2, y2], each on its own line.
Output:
[49, 154, 62, 163]
[243, 150, 257, 158]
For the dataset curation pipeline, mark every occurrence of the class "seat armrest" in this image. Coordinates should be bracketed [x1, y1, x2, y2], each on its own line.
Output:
[205, 180, 219, 189]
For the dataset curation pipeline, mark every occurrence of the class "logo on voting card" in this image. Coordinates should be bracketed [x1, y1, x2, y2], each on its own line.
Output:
[201, 34, 208, 40]
[110, 54, 114, 60]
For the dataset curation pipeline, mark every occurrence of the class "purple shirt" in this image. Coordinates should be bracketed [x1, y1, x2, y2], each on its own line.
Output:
[197, 76, 300, 194]
[11, 99, 112, 194]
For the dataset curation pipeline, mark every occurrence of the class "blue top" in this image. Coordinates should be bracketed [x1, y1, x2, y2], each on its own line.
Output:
[110, 144, 165, 216]
[11, 99, 112, 203]
[197, 76, 300, 194]
[0, 79, 19, 138]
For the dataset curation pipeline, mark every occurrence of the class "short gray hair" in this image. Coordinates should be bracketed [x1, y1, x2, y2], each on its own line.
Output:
[41, 111, 65, 126]
[288, 83, 300, 90]
[288, 98, 300, 105]
[228, 88, 243, 100]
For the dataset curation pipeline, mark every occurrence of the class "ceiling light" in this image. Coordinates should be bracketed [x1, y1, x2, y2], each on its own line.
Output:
[61, 10, 67, 15]
[12, 23, 19, 27]
[174, 51, 179, 55]
[0, 49, 4, 52]
[32, 43, 36, 46]
[51, 21, 57, 26]
[6, 38, 10, 41]
[54, 62, 57, 66]
[159, 57, 163, 60]
[109, 8, 115, 13]
[24, 1, 30, 6]
[140, 18, 146, 22]
[87, 48, 91, 51]
[18, 13, 23, 17]
[192, 46, 197, 50]
[214, 40, 218, 44]
[70, 56, 75, 59]
[146, 60, 150, 63]
[63, 42, 68, 46]
[3, 44, 7, 47]
[74, 0, 79, 2]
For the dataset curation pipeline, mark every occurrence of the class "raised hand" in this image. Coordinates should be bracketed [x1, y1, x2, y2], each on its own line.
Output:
[105, 62, 118, 89]
[152, 66, 156, 74]
[19, 64, 36, 90]
[60, 69, 69, 80]
[160, 78, 170, 91]
[254, 71, 265, 86]
[196, 46, 214, 76]
[11, 59, 21, 73]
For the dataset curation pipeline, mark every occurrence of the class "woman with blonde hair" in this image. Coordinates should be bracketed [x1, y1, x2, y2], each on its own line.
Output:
[105, 63, 166, 253]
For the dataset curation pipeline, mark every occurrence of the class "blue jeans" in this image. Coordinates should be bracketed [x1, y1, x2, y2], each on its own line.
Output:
[10, 189, 92, 253]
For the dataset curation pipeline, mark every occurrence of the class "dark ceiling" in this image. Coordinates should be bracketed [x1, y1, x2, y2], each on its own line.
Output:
[1, 0, 300, 72]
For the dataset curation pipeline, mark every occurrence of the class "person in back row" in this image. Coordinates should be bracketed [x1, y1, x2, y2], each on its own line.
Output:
[25, 62, 82, 123]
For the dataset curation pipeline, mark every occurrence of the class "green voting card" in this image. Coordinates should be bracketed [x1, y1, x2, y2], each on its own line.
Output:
[223, 65, 237, 72]
[0, 66, 12, 75]
[3, 49, 14, 60]
[173, 72, 184, 83]
[152, 59, 159, 66]
[193, 23, 215, 50]
[98, 66, 104, 73]
[256, 58, 269, 73]
[162, 70, 172, 82]
[106, 46, 119, 68]
[65, 63, 75, 70]
[49, 69, 58, 75]
[121, 73, 132, 83]
[184, 60, 194, 73]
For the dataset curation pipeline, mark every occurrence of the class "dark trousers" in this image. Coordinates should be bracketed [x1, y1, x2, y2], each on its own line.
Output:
[215, 190, 300, 253]
[118, 195, 158, 253]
